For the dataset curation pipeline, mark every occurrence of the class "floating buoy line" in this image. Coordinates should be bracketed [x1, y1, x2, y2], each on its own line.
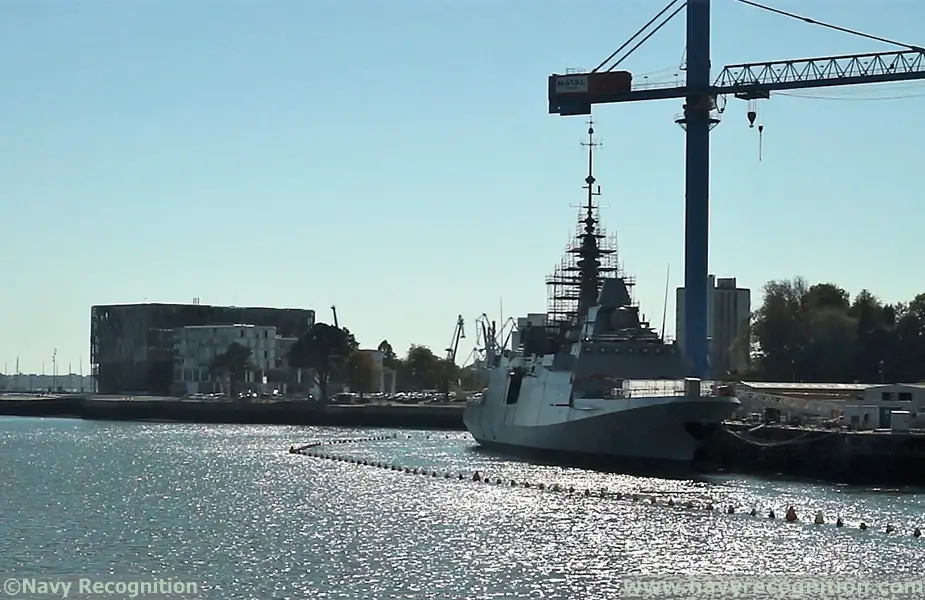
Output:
[288, 435, 923, 540]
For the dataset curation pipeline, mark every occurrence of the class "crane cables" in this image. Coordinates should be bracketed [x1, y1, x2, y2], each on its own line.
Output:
[592, 0, 686, 73]
[733, 0, 925, 53]
[777, 86, 925, 101]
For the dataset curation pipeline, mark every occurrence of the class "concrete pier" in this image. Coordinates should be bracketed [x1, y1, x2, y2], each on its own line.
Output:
[695, 422, 925, 486]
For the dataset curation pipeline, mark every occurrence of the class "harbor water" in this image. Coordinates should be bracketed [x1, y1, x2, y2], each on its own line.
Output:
[2, 416, 924, 599]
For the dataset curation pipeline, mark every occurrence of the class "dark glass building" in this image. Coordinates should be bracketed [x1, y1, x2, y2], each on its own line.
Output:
[90, 303, 316, 395]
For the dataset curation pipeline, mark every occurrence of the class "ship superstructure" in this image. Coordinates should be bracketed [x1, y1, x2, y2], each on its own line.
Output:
[463, 121, 740, 466]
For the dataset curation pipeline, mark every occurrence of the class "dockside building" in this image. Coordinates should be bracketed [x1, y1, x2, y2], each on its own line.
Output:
[90, 302, 315, 395]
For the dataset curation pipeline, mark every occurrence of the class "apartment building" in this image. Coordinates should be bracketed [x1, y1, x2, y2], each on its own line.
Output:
[174, 324, 279, 395]
[676, 275, 751, 376]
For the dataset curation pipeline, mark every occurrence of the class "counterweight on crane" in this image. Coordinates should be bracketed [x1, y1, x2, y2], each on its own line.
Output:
[547, 0, 925, 378]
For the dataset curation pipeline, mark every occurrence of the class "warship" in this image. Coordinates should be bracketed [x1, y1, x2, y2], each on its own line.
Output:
[463, 122, 740, 466]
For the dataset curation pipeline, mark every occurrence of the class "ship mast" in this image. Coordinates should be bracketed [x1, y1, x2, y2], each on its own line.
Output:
[545, 120, 618, 331]
[577, 120, 603, 319]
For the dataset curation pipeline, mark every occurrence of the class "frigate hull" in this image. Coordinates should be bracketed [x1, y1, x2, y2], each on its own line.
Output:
[464, 390, 739, 465]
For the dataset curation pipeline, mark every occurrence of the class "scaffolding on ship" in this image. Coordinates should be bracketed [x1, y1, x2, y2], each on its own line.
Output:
[545, 120, 634, 331]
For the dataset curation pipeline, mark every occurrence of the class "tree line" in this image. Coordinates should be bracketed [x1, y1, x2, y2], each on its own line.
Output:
[210, 322, 478, 401]
[739, 278, 925, 384]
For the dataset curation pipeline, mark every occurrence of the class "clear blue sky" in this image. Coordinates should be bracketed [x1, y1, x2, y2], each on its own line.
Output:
[3, 0, 924, 374]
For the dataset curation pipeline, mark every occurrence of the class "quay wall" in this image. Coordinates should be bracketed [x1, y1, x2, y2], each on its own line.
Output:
[0, 397, 466, 430]
[3, 397, 925, 485]
[695, 423, 925, 486]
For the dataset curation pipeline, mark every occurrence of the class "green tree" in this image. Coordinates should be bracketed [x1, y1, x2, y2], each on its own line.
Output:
[893, 298, 925, 382]
[458, 363, 488, 391]
[377, 339, 399, 369]
[287, 323, 359, 401]
[749, 278, 925, 383]
[437, 357, 462, 400]
[400, 345, 443, 390]
[803, 283, 850, 312]
[849, 290, 890, 382]
[344, 350, 378, 400]
[751, 278, 808, 380]
[801, 308, 857, 382]
[726, 318, 757, 379]
[211, 341, 254, 399]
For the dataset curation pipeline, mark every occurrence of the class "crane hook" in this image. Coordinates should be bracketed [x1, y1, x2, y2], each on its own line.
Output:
[747, 110, 757, 128]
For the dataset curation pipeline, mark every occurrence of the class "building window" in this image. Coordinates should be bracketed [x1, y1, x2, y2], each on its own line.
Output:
[882, 392, 892, 401]
[898, 392, 912, 402]
[240, 330, 245, 338]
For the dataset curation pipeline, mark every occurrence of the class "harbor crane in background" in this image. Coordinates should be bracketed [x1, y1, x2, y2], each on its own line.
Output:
[548, 0, 925, 379]
[444, 315, 466, 401]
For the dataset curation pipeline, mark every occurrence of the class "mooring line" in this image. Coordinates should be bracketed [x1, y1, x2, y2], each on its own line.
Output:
[287, 436, 923, 540]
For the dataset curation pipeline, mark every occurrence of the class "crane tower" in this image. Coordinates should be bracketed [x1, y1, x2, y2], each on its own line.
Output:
[547, 0, 925, 378]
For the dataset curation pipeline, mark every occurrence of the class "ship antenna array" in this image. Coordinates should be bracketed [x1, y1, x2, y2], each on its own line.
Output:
[573, 119, 602, 216]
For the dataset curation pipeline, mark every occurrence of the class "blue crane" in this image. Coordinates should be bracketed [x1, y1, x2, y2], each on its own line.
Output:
[548, 0, 925, 379]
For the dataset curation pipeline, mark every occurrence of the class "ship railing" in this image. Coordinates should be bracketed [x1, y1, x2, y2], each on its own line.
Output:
[622, 379, 688, 397]
[602, 379, 734, 399]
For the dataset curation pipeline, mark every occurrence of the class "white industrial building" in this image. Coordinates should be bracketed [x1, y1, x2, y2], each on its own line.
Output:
[676, 275, 751, 376]
[735, 381, 871, 419]
[174, 324, 279, 395]
[735, 381, 925, 431]
[842, 383, 925, 431]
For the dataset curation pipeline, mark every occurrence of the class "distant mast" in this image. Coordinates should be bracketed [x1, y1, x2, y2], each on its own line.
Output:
[577, 121, 603, 319]
[545, 121, 619, 330]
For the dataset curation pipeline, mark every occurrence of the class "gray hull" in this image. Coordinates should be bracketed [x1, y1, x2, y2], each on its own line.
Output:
[464, 396, 739, 464]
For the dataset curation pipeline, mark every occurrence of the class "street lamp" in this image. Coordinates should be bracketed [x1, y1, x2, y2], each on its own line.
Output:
[52, 349, 57, 393]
